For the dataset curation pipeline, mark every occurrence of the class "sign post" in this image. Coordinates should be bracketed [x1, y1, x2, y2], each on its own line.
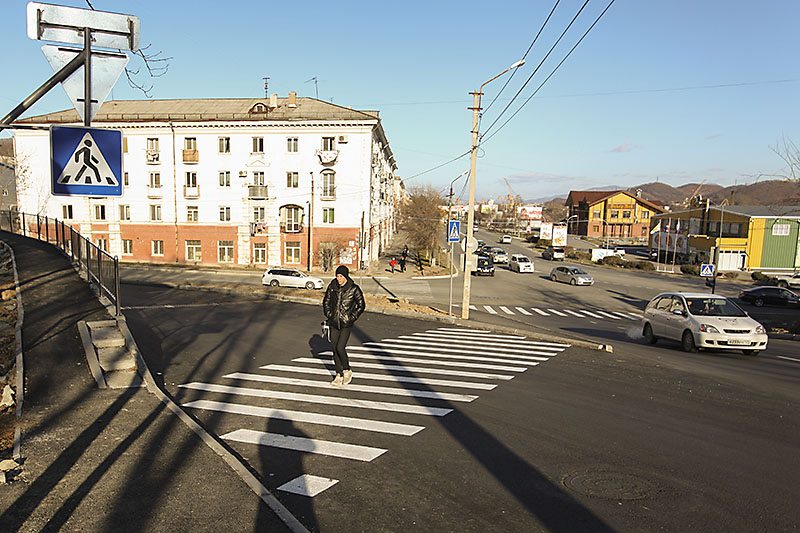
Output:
[448, 220, 461, 317]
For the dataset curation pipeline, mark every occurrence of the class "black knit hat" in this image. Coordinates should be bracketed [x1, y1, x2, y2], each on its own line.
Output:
[335, 265, 350, 278]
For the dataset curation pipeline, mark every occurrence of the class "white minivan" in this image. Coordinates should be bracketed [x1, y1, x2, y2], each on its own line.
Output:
[641, 292, 768, 355]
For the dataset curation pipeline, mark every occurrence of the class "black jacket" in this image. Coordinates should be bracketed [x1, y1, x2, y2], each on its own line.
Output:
[323, 278, 365, 330]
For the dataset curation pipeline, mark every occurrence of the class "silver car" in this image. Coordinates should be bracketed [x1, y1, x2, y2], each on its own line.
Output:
[641, 292, 768, 355]
[550, 266, 593, 285]
[262, 267, 324, 289]
[488, 247, 509, 264]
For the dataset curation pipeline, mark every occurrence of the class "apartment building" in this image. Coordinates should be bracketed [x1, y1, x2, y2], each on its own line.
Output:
[13, 94, 400, 270]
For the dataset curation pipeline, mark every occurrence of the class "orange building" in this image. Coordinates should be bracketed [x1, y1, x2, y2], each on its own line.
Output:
[565, 190, 666, 243]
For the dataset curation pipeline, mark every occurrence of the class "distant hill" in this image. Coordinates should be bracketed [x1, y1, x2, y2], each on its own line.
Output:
[707, 180, 800, 206]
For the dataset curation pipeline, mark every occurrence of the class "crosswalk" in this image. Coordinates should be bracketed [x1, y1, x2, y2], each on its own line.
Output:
[178, 327, 568, 498]
[459, 304, 641, 321]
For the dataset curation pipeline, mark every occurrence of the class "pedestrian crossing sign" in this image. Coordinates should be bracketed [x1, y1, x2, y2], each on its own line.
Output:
[700, 263, 715, 277]
[51, 126, 123, 196]
[448, 220, 461, 242]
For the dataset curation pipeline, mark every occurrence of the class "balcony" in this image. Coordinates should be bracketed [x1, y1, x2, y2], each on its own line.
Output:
[146, 150, 160, 164]
[320, 186, 336, 200]
[182, 149, 199, 163]
[248, 185, 268, 199]
[147, 185, 163, 199]
[316, 150, 339, 165]
[184, 185, 200, 198]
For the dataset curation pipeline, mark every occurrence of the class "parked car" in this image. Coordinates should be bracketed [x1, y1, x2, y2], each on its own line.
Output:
[476, 239, 486, 249]
[501, 235, 513, 244]
[488, 247, 509, 264]
[542, 246, 565, 261]
[775, 272, 800, 289]
[474, 256, 495, 276]
[509, 254, 534, 273]
[549, 266, 594, 285]
[262, 267, 324, 289]
[641, 292, 768, 355]
[738, 286, 799, 307]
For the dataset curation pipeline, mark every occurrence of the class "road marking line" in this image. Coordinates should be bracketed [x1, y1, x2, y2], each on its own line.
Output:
[564, 310, 585, 317]
[425, 330, 570, 347]
[469, 305, 478, 310]
[320, 351, 529, 372]
[262, 364, 497, 390]
[483, 305, 498, 314]
[354, 344, 554, 363]
[547, 309, 569, 316]
[384, 338, 561, 356]
[403, 334, 565, 352]
[579, 309, 604, 319]
[777, 355, 800, 363]
[614, 311, 641, 319]
[435, 328, 500, 334]
[596, 311, 622, 320]
[184, 399, 425, 436]
[222, 429, 387, 462]
[531, 308, 550, 316]
[278, 474, 339, 498]
[290, 358, 514, 380]
[499, 306, 515, 315]
[223, 372, 479, 402]
[515, 307, 532, 315]
[179, 382, 453, 416]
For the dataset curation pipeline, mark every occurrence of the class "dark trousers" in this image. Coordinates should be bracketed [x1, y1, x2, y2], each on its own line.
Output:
[330, 326, 352, 375]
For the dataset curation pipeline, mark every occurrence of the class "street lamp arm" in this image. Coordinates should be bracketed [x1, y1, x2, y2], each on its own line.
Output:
[479, 59, 526, 91]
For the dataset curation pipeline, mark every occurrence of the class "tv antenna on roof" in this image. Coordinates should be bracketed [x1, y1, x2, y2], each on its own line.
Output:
[305, 76, 318, 99]
[262, 77, 269, 98]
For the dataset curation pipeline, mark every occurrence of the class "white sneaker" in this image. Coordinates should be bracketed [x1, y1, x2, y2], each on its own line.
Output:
[342, 370, 353, 385]
[331, 374, 343, 386]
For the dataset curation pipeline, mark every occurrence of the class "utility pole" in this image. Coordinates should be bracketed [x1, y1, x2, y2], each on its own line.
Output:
[308, 171, 314, 272]
[461, 89, 481, 319]
[710, 205, 724, 294]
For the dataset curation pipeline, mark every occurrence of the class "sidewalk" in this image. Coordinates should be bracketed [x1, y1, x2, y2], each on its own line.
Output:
[363, 229, 454, 279]
[0, 232, 293, 532]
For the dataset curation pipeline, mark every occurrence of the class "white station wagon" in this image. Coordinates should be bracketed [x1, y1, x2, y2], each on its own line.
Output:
[262, 267, 324, 289]
[509, 254, 534, 273]
[641, 292, 768, 355]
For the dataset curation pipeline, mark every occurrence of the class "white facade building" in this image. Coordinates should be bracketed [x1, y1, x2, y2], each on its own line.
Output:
[13, 94, 399, 269]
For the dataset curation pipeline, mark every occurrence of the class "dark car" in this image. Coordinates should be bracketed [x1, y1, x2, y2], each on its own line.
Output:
[474, 256, 495, 276]
[738, 286, 799, 307]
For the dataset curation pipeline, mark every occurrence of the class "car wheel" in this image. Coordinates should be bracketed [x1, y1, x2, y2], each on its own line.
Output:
[305, 281, 315, 290]
[754, 298, 764, 307]
[741, 349, 760, 356]
[269, 279, 279, 287]
[550, 274, 557, 282]
[643, 323, 657, 344]
[777, 281, 789, 289]
[570, 278, 577, 286]
[681, 330, 696, 352]
[490, 272, 494, 277]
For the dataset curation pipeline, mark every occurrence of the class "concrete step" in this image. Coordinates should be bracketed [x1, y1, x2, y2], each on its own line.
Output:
[89, 324, 126, 348]
[97, 345, 136, 372]
[104, 370, 144, 389]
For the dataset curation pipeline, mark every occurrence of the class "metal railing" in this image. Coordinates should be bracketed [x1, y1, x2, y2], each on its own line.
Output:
[0, 210, 121, 316]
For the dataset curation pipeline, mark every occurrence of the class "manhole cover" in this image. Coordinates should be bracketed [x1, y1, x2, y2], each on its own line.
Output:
[562, 471, 658, 500]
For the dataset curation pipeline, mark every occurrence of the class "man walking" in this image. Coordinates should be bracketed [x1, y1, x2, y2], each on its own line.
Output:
[322, 265, 366, 385]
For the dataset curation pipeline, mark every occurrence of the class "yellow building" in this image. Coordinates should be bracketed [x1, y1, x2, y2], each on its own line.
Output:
[565, 190, 665, 243]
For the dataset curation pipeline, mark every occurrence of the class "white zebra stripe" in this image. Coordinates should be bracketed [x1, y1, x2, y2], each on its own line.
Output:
[483, 305, 498, 314]
[290, 357, 515, 381]
[321, 350, 529, 372]
[579, 309, 604, 319]
[595, 311, 622, 320]
[351, 345, 552, 364]
[499, 306, 515, 315]
[564, 310, 585, 317]
[222, 429, 387, 462]
[424, 330, 570, 347]
[531, 308, 550, 316]
[547, 309, 569, 316]
[373, 339, 560, 358]
[515, 307, 532, 315]
[401, 334, 565, 352]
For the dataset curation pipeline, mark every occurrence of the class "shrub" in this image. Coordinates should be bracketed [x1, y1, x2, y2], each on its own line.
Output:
[567, 249, 591, 261]
[525, 234, 539, 243]
[536, 239, 552, 249]
[600, 255, 625, 267]
[723, 271, 740, 279]
[751, 271, 773, 282]
[633, 260, 655, 271]
[680, 264, 700, 276]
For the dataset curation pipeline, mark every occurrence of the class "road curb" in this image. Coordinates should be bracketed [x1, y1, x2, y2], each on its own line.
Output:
[123, 279, 612, 352]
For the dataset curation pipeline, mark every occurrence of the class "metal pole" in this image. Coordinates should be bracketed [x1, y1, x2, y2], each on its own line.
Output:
[114, 256, 121, 317]
[461, 89, 481, 319]
[711, 206, 724, 294]
[308, 172, 314, 272]
[448, 183, 454, 317]
[84, 28, 91, 127]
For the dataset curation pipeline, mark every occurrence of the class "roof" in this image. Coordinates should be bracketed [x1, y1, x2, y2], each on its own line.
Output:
[565, 190, 666, 213]
[654, 205, 800, 219]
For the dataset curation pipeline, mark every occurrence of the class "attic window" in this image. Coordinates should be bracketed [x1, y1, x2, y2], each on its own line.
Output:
[250, 103, 268, 113]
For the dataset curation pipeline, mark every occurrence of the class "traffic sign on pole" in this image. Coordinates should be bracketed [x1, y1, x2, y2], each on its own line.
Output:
[448, 220, 461, 243]
[700, 263, 715, 277]
[51, 126, 122, 197]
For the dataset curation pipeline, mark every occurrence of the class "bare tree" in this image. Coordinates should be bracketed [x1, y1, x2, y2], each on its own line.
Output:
[318, 240, 347, 272]
[770, 135, 800, 181]
[401, 186, 445, 262]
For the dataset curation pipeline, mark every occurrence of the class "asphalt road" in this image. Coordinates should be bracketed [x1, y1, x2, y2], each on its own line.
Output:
[121, 284, 800, 532]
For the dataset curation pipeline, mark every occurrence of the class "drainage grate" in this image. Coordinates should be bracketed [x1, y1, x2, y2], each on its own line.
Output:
[562, 471, 659, 500]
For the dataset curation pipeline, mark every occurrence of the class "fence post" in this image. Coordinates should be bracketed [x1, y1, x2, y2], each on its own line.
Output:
[97, 247, 102, 294]
[114, 256, 121, 317]
[37, 214, 41, 240]
[21, 213, 26, 237]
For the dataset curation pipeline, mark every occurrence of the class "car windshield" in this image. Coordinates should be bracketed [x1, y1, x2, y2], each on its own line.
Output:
[553, 248, 564, 253]
[568, 268, 587, 275]
[686, 297, 746, 317]
[516, 257, 529, 262]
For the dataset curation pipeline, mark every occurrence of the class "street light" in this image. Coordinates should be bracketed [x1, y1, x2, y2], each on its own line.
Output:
[461, 59, 525, 319]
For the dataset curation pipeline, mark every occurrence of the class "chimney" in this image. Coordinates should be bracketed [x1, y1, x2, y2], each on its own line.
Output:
[269, 93, 278, 109]
[288, 91, 297, 108]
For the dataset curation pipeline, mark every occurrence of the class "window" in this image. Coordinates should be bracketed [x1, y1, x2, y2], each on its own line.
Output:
[287, 137, 298, 153]
[322, 171, 335, 198]
[186, 172, 197, 187]
[593, 225, 599, 232]
[119, 205, 130, 221]
[322, 136, 336, 151]
[96, 238, 108, 251]
[149, 172, 161, 188]
[147, 138, 159, 151]
[186, 240, 202, 261]
[152, 240, 164, 256]
[622, 210, 631, 219]
[253, 243, 267, 263]
[592, 210, 601, 219]
[62, 204, 73, 219]
[218, 240, 234, 262]
[150, 204, 162, 221]
[641, 211, 650, 219]
[187, 206, 199, 222]
[253, 207, 266, 222]
[184, 137, 197, 150]
[773, 223, 790, 236]
[219, 171, 231, 187]
[123, 172, 129, 186]
[219, 206, 231, 221]
[323, 208, 335, 224]
[219, 137, 231, 153]
[253, 171, 265, 186]
[285, 241, 301, 264]
[252, 137, 264, 153]
[286, 172, 299, 188]
[284, 206, 302, 232]
[609, 210, 619, 219]
[94, 204, 106, 220]
[122, 239, 133, 255]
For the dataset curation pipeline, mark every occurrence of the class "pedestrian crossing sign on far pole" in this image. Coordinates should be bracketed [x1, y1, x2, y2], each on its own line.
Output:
[448, 220, 461, 243]
[700, 263, 715, 277]
[51, 126, 123, 196]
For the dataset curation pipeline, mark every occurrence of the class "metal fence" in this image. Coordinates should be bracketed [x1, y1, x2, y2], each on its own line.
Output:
[0, 210, 120, 316]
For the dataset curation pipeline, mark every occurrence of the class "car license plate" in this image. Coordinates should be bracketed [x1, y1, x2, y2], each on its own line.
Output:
[727, 339, 749, 345]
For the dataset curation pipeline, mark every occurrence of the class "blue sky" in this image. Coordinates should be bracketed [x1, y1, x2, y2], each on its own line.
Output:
[2, 0, 798, 202]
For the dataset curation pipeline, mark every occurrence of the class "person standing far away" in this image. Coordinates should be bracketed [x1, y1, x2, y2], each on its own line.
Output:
[323, 265, 366, 385]
[400, 250, 407, 272]
[390, 257, 397, 273]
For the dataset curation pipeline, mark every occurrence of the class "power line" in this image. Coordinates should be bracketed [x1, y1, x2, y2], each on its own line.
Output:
[403, 150, 471, 182]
